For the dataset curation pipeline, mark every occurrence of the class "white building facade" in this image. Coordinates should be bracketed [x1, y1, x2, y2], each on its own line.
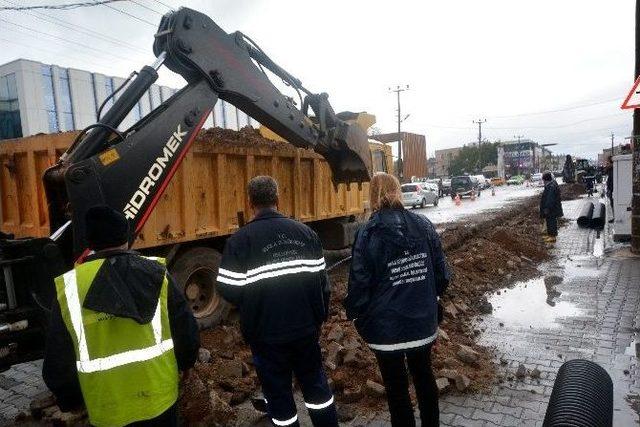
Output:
[0, 58, 258, 141]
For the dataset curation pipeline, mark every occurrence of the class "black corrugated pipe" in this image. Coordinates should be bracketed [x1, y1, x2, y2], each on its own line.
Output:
[543, 359, 613, 427]
[590, 202, 606, 230]
[577, 201, 595, 228]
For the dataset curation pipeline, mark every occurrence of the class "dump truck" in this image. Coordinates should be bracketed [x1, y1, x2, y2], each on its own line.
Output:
[0, 126, 391, 368]
[0, 7, 380, 370]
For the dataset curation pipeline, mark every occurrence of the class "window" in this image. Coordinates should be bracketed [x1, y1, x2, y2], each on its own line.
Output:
[58, 68, 74, 131]
[0, 73, 22, 139]
[41, 65, 59, 132]
[133, 101, 142, 122]
[91, 74, 100, 119]
[104, 77, 115, 113]
[148, 85, 161, 110]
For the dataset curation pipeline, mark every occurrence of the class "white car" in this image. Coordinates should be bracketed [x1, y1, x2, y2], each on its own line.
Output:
[531, 172, 544, 187]
[401, 183, 439, 208]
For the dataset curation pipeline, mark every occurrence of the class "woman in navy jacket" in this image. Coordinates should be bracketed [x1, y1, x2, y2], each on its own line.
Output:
[344, 172, 450, 427]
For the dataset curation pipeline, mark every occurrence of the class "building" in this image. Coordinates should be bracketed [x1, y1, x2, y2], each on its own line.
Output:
[0, 58, 258, 141]
[497, 139, 551, 177]
[427, 157, 437, 178]
[599, 144, 632, 165]
[371, 132, 427, 180]
[434, 147, 462, 177]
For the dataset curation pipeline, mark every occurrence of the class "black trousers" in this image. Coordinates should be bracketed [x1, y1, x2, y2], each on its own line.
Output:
[251, 333, 338, 427]
[546, 216, 558, 237]
[608, 193, 614, 216]
[374, 344, 439, 427]
[128, 403, 177, 426]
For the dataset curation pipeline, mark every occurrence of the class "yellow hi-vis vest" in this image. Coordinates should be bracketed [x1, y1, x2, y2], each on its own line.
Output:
[54, 256, 178, 427]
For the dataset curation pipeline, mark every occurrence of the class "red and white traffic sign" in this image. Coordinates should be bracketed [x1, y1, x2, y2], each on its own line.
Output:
[621, 75, 640, 109]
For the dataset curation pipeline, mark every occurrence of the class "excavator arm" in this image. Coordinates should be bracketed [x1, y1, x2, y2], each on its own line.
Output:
[0, 8, 371, 369]
[43, 7, 372, 258]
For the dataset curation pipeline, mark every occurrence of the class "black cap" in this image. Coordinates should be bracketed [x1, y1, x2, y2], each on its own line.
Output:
[85, 205, 130, 250]
[542, 171, 553, 182]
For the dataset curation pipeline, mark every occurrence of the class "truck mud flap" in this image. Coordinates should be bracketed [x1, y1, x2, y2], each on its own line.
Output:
[0, 237, 67, 371]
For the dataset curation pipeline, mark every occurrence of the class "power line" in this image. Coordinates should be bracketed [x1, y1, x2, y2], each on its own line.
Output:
[424, 112, 630, 131]
[101, 2, 156, 27]
[0, 0, 126, 11]
[151, 0, 172, 11]
[1, 0, 147, 54]
[0, 17, 133, 62]
[488, 97, 621, 119]
[129, 0, 163, 16]
[0, 36, 113, 70]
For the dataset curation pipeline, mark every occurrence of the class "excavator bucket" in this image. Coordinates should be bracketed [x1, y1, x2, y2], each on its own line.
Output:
[260, 112, 373, 185]
[322, 114, 372, 185]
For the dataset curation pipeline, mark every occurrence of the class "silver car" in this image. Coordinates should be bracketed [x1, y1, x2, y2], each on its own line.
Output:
[401, 183, 439, 208]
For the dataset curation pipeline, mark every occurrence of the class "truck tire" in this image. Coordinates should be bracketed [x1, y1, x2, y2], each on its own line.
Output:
[170, 247, 230, 330]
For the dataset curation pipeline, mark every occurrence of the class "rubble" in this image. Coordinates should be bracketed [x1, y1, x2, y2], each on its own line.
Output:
[365, 380, 386, 397]
[516, 363, 527, 379]
[198, 347, 212, 363]
[180, 189, 579, 423]
[530, 368, 542, 379]
[456, 344, 479, 365]
[436, 377, 451, 393]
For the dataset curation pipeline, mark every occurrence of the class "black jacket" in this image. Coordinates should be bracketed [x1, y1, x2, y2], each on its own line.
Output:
[606, 165, 613, 196]
[42, 250, 199, 412]
[217, 209, 330, 344]
[540, 180, 563, 219]
[344, 208, 450, 352]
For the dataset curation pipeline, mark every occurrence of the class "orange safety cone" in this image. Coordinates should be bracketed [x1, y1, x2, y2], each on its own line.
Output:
[454, 194, 461, 206]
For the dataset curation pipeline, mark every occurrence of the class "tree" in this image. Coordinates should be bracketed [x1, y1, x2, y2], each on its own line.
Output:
[449, 142, 499, 176]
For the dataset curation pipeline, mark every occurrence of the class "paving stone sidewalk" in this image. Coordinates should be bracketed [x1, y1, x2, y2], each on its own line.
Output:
[434, 198, 640, 426]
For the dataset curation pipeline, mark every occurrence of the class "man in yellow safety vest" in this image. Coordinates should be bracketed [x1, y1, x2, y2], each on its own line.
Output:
[43, 205, 199, 426]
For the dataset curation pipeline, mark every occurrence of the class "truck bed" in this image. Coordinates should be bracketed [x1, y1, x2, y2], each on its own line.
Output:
[0, 128, 388, 249]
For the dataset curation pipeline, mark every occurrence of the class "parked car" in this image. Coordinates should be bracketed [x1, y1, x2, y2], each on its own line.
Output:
[441, 178, 452, 196]
[530, 172, 545, 187]
[490, 177, 505, 186]
[401, 183, 439, 208]
[506, 175, 525, 185]
[425, 178, 443, 197]
[450, 175, 481, 198]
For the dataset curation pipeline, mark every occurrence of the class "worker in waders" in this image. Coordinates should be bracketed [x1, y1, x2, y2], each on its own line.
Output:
[216, 176, 338, 427]
[540, 171, 564, 244]
[43, 206, 199, 426]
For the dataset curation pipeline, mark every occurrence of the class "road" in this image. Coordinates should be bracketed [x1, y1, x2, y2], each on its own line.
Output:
[411, 183, 544, 225]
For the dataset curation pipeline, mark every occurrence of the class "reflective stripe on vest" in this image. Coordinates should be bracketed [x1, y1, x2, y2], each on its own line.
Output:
[61, 263, 174, 374]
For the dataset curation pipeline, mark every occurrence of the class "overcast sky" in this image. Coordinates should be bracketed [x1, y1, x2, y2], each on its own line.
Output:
[0, 0, 635, 158]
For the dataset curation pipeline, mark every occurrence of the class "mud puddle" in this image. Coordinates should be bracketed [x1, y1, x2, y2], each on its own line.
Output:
[488, 276, 582, 329]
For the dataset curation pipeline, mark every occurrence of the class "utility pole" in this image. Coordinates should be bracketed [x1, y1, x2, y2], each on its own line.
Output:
[611, 132, 615, 155]
[389, 85, 409, 180]
[632, 0, 640, 253]
[473, 118, 486, 172]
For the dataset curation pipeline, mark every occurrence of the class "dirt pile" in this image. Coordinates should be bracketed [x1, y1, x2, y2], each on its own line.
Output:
[196, 127, 307, 154]
[185, 189, 576, 423]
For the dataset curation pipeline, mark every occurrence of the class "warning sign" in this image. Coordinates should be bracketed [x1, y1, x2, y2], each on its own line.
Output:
[621, 75, 640, 109]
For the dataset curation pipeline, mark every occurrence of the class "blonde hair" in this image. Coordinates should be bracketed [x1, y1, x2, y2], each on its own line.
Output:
[369, 172, 404, 211]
